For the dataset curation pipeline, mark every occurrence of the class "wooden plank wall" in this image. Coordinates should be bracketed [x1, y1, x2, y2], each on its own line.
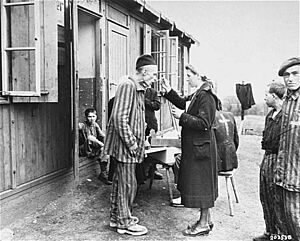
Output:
[129, 17, 143, 70]
[107, 22, 128, 98]
[10, 103, 69, 185]
[0, 106, 12, 192]
[0, 67, 71, 192]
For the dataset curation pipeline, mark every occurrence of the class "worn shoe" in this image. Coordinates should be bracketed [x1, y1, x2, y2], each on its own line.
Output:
[117, 223, 148, 236]
[109, 216, 139, 228]
[187, 220, 214, 231]
[154, 171, 163, 180]
[253, 233, 270, 241]
[171, 197, 184, 207]
[182, 224, 210, 237]
[98, 172, 112, 185]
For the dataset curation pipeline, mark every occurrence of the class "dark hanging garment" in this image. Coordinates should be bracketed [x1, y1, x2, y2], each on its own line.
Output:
[235, 83, 255, 110]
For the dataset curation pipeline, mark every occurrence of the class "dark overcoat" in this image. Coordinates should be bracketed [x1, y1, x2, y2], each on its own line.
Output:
[164, 82, 219, 208]
[214, 111, 239, 172]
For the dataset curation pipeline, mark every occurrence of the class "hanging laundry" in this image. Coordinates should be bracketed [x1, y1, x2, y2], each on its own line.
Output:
[236, 83, 255, 110]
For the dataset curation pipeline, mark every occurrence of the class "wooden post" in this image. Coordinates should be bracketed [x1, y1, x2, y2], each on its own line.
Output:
[71, 0, 79, 186]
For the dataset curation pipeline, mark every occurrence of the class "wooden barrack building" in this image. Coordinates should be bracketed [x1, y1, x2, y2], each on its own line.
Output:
[0, 0, 198, 226]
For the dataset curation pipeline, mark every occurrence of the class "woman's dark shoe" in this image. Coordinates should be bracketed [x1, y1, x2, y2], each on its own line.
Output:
[183, 223, 210, 237]
[187, 221, 214, 230]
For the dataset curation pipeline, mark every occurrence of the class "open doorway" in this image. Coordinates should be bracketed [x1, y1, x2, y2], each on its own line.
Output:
[77, 10, 102, 125]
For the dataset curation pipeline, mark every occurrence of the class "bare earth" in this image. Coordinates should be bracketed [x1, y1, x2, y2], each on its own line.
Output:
[5, 135, 265, 241]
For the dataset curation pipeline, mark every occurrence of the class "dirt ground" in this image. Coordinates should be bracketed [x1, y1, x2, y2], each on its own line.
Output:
[3, 134, 266, 241]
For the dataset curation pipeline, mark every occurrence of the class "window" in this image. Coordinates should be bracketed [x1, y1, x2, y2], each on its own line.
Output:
[151, 30, 179, 92]
[1, 0, 58, 102]
[1, 0, 40, 96]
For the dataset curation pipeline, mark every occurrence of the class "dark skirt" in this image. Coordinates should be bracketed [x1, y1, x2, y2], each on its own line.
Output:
[178, 131, 218, 209]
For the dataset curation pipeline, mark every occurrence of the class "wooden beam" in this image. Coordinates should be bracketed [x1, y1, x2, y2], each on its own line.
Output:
[138, 5, 144, 12]
[155, 13, 161, 23]
[71, 0, 80, 186]
[170, 22, 175, 32]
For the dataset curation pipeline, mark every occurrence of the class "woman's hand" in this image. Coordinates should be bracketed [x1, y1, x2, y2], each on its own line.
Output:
[161, 78, 172, 93]
[171, 106, 184, 119]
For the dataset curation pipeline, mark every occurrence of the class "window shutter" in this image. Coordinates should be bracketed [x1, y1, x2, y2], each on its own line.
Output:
[1, 0, 58, 102]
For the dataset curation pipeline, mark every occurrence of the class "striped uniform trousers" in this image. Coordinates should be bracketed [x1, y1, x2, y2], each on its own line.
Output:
[275, 91, 300, 240]
[259, 153, 277, 234]
[110, 161, 137, 229]
[275, 186, 300, 240]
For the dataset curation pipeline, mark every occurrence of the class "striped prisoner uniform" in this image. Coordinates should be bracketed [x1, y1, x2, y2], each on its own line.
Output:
[260, 109, 282, 234]
[103, 76, 145, 228]
[274, 89, 300, 240]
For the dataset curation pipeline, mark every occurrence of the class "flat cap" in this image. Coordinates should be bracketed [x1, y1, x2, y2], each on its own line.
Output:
[136, 54, 156, 70]
[278, 57, 300, 76]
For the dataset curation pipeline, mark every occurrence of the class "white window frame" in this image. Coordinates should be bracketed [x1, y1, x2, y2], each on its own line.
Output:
[1, 0, 41, 97]
[151, 30, 179, 92]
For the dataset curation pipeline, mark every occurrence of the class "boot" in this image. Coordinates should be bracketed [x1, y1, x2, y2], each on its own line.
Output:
[98, 161, 112, 185]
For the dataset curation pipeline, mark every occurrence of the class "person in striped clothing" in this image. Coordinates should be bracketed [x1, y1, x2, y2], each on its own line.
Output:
[253, 81, 285, 241]
[274, 57, 300, 241]
[102, 54, 158, 236]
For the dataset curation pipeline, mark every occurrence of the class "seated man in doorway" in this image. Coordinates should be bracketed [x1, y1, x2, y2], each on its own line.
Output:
[79, 107, 111, 185]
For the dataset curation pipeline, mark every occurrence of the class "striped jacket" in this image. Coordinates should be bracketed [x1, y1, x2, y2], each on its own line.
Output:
[275, 89, 300, 192]
[103, 76, 146, 164]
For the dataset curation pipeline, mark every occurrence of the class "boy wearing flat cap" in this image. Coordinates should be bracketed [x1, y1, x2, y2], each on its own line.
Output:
[102, 54, 157, 236]
[272, 57, 300, 241]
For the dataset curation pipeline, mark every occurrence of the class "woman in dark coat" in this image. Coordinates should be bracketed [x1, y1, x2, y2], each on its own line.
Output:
[162, 65, 219, 236]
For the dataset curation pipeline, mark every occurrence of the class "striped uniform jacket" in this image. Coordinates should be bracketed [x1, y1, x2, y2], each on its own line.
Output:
[274, 89, 300, 192]
[103, 76, 146, 164]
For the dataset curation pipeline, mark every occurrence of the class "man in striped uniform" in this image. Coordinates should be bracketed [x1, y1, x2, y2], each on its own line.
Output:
[253, 81, 285, 241]
[102, 54, 158, 236]
[275, 57, 300, 240]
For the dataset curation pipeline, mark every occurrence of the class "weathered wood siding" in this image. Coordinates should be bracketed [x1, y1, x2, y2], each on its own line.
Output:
[0, 106, 12, 192]
[129, 17, 143, 70]
[0, 68, 71, 193]
[13, 104, 71, 186]
[108, 21, 129, 98]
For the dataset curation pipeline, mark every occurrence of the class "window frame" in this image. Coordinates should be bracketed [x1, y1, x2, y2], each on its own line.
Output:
[1, 0, 41, 97]
[151, 30, 179, 92]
